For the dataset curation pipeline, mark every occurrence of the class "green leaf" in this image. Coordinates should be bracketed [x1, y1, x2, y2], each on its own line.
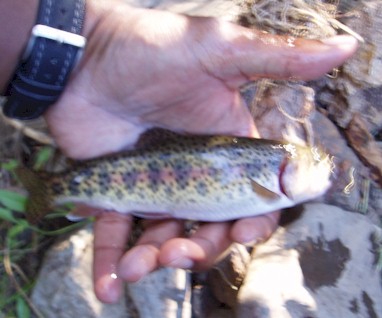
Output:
[0, 207, 16, 222]
[1, 159, 19, 171]
[34, 146, 54, 170]
[0, 190, 27, 213]
[16, 297, 30, 318]
[8, 220, 30, 240]
[33, 219, 90, 236]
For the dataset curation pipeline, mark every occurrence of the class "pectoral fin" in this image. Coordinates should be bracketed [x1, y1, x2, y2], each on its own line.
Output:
[250, 179, 281, 201]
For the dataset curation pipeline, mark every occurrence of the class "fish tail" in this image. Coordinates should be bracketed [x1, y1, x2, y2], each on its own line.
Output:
[15, 166, 53, 225]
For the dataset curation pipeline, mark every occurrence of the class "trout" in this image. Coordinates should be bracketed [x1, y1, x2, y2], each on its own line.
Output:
[17, 130, 333, 224]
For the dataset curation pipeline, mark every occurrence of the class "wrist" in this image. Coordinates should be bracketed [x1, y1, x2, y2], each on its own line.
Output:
[0, 0, 111, 93]
[82, 0, 139, 36]
[1, 0, 139, 119]
[3, 0, 88, 119]
[79, 0, 140, 61]
[0, 0, 39, 92]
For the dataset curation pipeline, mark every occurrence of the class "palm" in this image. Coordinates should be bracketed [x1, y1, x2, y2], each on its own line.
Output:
[46, 7, 356, 158]
[47, 12, 258, 159]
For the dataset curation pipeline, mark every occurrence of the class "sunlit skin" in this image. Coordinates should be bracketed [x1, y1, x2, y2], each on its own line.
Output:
[1, 0, 358, 304]
[44, 0, 358, 303]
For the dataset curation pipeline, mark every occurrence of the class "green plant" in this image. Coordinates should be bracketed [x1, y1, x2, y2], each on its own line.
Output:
[0, 149, 89, 318]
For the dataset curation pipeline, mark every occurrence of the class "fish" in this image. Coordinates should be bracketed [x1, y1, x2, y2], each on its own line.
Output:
[17, 129, 333, 224]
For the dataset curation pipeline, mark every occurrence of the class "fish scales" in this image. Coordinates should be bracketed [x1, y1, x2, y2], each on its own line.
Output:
[51, 138, 284, 202]
[18, 131, 333, 223]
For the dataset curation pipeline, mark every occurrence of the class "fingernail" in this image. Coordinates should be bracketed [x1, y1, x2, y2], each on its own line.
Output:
[118, 246, 156, 282]
[242, 240, 259, 248]
[167, 257, 194, 269]
[97, 274, 120, 303]
[241, 238, 265, 248]
[320, 35, 359, 48]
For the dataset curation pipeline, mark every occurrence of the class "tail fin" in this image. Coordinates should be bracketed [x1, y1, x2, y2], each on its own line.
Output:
[15, 166, 53, 225]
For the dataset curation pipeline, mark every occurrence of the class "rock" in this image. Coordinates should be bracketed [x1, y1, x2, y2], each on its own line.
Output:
[31, 225, 192, 318]
[316, 0, 382, 135]
[207, 243, 251, 308]
[31, 226, 129, 318]
[127, 267, 192, 318]
[345, 113, 382, 188]
[190, 244, 250, 317]
[341, 1, 382, 89]
[236, 203, 382, 318]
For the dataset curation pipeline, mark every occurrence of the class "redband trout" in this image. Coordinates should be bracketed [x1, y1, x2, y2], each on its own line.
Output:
[17, 130, 333, 224]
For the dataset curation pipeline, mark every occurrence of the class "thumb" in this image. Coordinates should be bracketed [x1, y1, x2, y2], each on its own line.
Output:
[193, 19, 358, 81]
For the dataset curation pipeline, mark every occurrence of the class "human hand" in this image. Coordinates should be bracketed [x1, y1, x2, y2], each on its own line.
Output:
[44, 0, 358, 303]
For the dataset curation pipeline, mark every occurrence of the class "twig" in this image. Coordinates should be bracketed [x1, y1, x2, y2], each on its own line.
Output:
[3, 248, 45, 318]
[0, 113, 55, 146]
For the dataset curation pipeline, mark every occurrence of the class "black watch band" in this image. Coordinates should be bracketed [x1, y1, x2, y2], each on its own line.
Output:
[2, 0, 86, 120]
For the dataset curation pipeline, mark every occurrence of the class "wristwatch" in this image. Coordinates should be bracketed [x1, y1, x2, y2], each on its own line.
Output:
[2, 0, 86, 120]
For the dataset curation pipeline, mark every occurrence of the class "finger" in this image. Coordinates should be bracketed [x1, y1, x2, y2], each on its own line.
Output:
[230, 211, 281, 245]
[194, 18, 358, 81]
[93, 212, 132, 303]
[118, 219, 184, 282]
[159, 222, 232, 271]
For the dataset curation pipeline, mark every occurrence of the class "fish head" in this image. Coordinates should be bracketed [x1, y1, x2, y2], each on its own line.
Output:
[279, 144, 333, 203]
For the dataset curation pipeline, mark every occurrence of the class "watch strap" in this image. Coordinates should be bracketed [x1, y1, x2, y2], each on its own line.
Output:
[3, 0, 86, 120]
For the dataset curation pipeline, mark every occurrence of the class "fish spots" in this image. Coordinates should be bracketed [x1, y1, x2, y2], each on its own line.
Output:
[172, 159, 192, 190]
[196, 181, 208, 196]
[67, 173, 85, 196]
[51, 181, 65, 195]
[147, 160, 162, 192]
[73, 174, 86, 184]
[135, 186, 146, 199]
[98, 170, 111, 195]
[122, 169, 139, 191]
[83, 187, 94, 197]
[110, 173, 124, 186]
[62, 168, 98, 197]
[164, 185, 175, 198]
[68, 181, 81, 196]
[115, 189, 124, 200]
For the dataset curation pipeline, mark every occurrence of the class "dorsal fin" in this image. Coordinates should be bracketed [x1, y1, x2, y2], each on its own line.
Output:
[134, 128, 184, 149]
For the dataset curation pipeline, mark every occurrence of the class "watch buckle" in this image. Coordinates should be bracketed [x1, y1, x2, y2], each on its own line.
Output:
[22, 24, 86, 61]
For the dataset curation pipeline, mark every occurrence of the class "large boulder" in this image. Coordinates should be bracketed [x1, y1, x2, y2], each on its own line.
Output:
[236, 203, 382, 318]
